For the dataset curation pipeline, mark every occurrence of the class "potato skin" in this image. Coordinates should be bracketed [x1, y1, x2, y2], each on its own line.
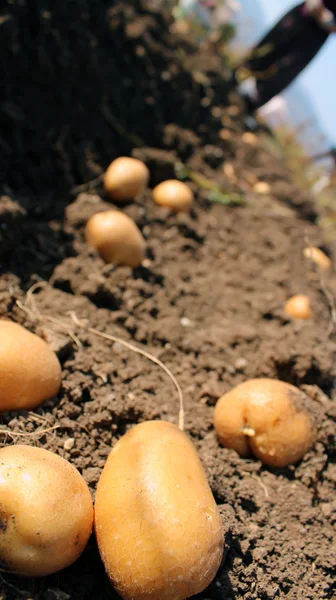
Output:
[284, 295, 312, 320]
[152, 180, 193, 212]
[0, 320, 61, 411]
[214, 378, 316, 467]
[94, 420, 224, 600]
[104, 157, 149, 202]
[0, 445, 93, 576]
[85, 210, 145, 267]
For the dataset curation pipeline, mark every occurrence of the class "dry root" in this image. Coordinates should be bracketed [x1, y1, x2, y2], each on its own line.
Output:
[16, 282, 185, 430]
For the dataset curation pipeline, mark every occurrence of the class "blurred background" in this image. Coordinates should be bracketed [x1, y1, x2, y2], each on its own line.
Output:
[177, 0, 336, 155]
[233, 0, 336, 155]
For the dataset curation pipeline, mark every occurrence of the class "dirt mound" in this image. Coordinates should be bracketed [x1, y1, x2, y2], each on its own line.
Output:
[0, 1, 336, 600]
[0, 0, 229, 205]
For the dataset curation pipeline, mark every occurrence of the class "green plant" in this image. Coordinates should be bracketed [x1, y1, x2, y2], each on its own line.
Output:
[175, 161, 244, 206]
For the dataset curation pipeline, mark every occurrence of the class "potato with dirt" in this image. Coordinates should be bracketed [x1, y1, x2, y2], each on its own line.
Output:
[0, 445, 93, 577]
[104, 157, 149, 202]
[85, 210, 145, 267]
[152, 180, 193, 212]
[95, 420, 224, 600]
[214, 378, 316, 467]
[0, 320, 61, 412]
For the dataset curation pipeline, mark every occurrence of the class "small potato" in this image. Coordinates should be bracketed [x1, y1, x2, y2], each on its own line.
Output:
[0, 320, 61, 412]
[95, 420, 224, 600]
[104, 157, 149, 202]
[85, 210, 145, 267]
[214, 378, 316, 467]
[152, 180, 193, 212]
[253, 181, 270, 194]
[303, 246, 331, 271]
[284, 294, 312, 320]
[241, 132, 258, 145]
[0, 445, 93, 576]
[219, 128, 232, 141]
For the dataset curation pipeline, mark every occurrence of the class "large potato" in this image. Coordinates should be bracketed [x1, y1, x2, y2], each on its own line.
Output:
[95, 420, 224, 600]
[214, 378, 316, 467]
[0, 445, 93, 576]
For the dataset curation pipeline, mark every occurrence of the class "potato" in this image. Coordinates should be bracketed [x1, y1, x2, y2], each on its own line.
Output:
[104, 157, 149, 202]
[284, 294, 312, 320]
[219, 128, 232, 141]
[95, 420, 224, 600]
[85, 210, 145, 267]
[303, 246, 331, 271]
[152, 180, 193, 212]
[0, 445, 93, 576]
[0, 320, 61, 412]
[241, 132, 258, 145]
[214, 378, 316, 467]
[253, 181, 270, 194]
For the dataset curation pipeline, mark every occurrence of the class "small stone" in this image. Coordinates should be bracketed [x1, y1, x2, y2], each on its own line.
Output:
[235, 357, 247, 371]
[180, 317, 194, 328]
[142, 258, 152, 268]
[63, 437, 75, 451]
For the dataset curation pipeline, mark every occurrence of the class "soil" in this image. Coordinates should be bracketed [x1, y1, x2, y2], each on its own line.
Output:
[0, 1, 335, 599]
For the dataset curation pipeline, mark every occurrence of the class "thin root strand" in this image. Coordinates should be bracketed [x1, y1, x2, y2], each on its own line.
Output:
[16, 285, 185, 430]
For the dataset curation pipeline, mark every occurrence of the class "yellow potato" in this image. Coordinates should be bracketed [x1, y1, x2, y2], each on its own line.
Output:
[219, 128, 232, 141]
[253, 181, 270, 194]
[241, 132, 258, 145]
[104, 157, 149, 202]
[152, 180, 193, 212]
[0, 320, 61, 412]
[85, 210, 145, 267]
[284, 294, 312, 320]
[95, 420, 224, 600]
[214, 378, 316, 467]
[0, 445, 93, 576]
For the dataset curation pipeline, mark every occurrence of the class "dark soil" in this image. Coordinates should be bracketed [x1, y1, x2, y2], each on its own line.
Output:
[0, 1, 336, 599]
